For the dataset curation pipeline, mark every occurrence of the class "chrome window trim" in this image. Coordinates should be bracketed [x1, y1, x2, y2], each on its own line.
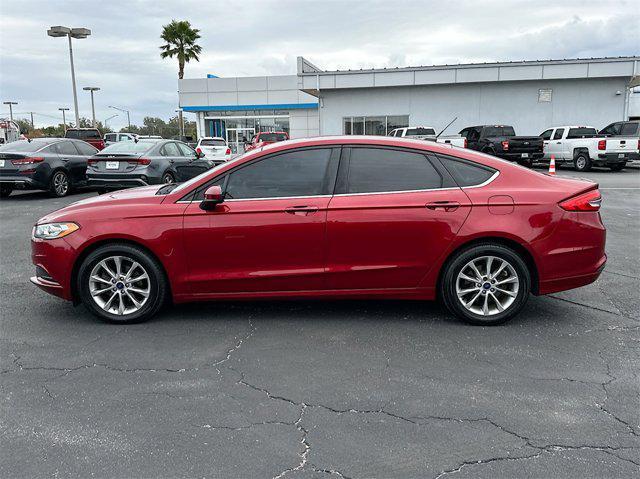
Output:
[333, 186, 460, 197]
[460, 170, 500, 189]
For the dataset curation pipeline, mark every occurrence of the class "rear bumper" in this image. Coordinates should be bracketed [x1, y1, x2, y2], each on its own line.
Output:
[538, 254, 606, 295]
[87, 175, 151, 189]
[0, 176, 44, 189]
[499, 152, 544, 161]
[596, 152, 638, 163]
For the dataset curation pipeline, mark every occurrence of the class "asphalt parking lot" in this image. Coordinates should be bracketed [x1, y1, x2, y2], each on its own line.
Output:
[1, 166, 639, 478]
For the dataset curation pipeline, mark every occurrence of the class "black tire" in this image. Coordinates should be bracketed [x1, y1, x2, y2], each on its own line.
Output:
[49, 170, 70, 197]
[77, 243, 168, 324]
[440, 243, 531, 326]
[574, 152, 592, 172]
[0, 185, 13, 198]
[609, 163, 625, 172]
[161, 172, 175, 184]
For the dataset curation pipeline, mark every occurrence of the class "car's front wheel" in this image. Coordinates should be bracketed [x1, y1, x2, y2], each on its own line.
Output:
[440, 243, 531, 325]
[77, 244, 167, 323]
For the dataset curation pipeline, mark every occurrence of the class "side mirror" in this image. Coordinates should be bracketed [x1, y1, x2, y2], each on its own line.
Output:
[200, 185, 224, 210]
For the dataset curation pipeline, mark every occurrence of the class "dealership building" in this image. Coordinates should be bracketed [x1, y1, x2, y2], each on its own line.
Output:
[179, 56, 639, 152]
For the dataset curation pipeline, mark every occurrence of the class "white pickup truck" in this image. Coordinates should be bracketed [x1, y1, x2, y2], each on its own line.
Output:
[540, 125, 638, 171]
[388, 126, 467, 148]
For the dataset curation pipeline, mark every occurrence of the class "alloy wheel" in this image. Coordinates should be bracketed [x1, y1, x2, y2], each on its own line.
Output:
[455, 255, 519, 316]
[53, 172, 69, 196]
[88, 256, 151, 316]
[162, 173, 174, 184]
[576, 157, 586, 170]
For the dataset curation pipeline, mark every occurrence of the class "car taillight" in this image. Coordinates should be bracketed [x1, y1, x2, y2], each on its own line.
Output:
[501, 140, 509, 150]
[129, 158, 151, 165]
[598, 139, 606, 150]
[88, 158, 98, 165]
[225, 148, 231, 155]
[637, 139, 640, 150]
[559, 189, 602, 212]
[11, 157, 44, 165]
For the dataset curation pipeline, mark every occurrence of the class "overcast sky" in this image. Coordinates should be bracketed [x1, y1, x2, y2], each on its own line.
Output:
[1, 0, 638, 130]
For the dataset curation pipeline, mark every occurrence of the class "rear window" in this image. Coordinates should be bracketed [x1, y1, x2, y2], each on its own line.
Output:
[405, 127, 436, 136]
[439, 156, 497, 187]
[200, 139, 226, 146]
[66, 129, 101, 140]
[97, 141, 156, 155]
[0, 140, 53, 152]
[258, 133, 287, 142]
[484, 126, 515, 137]
[621, 122, 639, 136]
[567, 128, 597, 139]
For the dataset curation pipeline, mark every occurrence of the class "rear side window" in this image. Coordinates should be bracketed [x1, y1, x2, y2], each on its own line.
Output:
[567, 128, 597, 138]
[225, 148, 335, 199]
[346, 148, 441, 194]
[74, 141, 98, 155]
[621, 122, 639, 136]
[438, 156, 496, 187]
[161, 143, 181, 156]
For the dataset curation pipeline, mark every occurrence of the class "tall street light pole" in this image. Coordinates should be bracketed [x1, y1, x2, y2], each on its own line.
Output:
[109, 106, 130, 131]
[3, 101, 18, 122]
[59, 107, 70, 132]
[47, 26, 91, 128]
[83, 87, 100, 127]
[104, 114, 118, 129]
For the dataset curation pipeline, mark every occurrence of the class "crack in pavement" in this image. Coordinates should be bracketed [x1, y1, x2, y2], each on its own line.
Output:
[547, 294, 638, 321]
[273, 404, 310, 479]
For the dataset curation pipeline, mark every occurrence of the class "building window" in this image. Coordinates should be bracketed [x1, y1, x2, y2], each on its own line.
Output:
[343, 115, 409, 136]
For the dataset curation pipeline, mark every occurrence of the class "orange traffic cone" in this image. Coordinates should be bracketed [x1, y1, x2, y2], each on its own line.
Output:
[549, 155, 556, 176]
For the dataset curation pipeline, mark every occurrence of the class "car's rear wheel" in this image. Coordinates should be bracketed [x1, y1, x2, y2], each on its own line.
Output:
[78, 244, 167, 323]
[441, 243, 531, 325]
[162, 172, 175, 184]
[0, 185, 13, 198]
[574, 153, 592, 172]
[49, 170, 70, 197]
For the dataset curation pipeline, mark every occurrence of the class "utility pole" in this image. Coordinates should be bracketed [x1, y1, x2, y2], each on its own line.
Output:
[109, 106, 131, 131]
[29, 112, 34, 128]
[3, 101, 18, 122]
[59, 107, 70, 132]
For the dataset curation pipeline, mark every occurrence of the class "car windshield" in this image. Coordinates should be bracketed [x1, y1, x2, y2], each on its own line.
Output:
[66, 129, 101, 139]
[259, 133, 287, 142]
[97, 140, 156, 155]
[0, 140, 53, 152]
[200, 139, 226, 146]
[170, 153, 246, 195]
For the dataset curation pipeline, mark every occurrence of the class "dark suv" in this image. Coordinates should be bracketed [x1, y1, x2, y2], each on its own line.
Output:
[459, 125, 544, 166]
[65, 128, 106, 150]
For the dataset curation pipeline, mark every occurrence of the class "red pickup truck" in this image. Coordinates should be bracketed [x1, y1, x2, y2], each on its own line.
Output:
[65, 128, 106, 150]
[245, 131, 289, 152]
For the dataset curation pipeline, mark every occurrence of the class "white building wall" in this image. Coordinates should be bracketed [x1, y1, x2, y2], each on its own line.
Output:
[318, 78, 629, 136]
[289, 109, 320, 139]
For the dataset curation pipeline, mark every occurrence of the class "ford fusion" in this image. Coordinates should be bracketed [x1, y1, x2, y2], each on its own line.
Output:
[31, 136, 606, 325]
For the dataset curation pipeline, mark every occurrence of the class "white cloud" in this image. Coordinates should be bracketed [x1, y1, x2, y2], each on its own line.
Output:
[1, 0, 638, 130]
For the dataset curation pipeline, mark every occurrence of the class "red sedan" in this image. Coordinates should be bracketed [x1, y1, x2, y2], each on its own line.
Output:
[30, 136, 606, 325]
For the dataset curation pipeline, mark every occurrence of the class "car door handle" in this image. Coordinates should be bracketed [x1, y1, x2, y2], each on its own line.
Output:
[285, 205, 319, 216]
[426, 201, 460, 211]
[556, 141, 562, 144]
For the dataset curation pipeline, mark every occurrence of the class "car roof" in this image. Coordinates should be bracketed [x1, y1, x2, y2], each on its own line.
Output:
[200, 136, 226, 140]
[550, 125, 596, 129]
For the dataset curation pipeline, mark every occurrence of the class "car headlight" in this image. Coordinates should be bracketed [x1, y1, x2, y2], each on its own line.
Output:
[33, 222, 80, 240]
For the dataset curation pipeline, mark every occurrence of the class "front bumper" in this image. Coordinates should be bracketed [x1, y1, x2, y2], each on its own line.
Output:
[31, 237, 76, 301]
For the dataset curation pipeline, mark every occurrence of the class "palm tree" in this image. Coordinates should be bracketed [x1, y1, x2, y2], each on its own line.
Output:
[159, 20, 202, 79]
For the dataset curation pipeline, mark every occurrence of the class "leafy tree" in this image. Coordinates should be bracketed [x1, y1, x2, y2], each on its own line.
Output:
[160, 20, 202, 79]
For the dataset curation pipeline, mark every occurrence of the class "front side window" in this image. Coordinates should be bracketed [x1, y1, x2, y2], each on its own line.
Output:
[225, 148, 335, 199]
[104, 133, 115, 142]
[552, 128, 565, 140]
[55, 141, 79, 155]
[600, 123, 622, 136]
[540, 129, 553, 140]
[346, 148, 441, 194]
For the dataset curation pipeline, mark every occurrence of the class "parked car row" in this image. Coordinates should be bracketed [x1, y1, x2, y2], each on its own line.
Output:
[391, 120, 640, 171]
[0, 137, 218, 198]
